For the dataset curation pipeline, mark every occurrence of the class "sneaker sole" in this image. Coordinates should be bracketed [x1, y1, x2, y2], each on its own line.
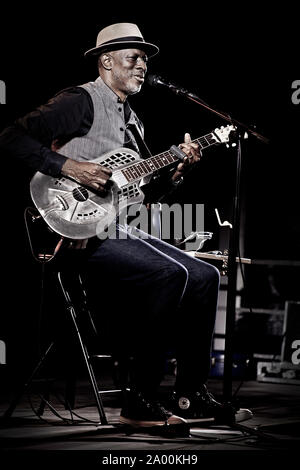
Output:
[119, 415, 186, 427]
[183, 417, 215, 424]
[183, 411, 253, 425]
[235, 409, 253, 422]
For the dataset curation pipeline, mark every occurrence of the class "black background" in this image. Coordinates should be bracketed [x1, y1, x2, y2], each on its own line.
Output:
[0, 5, 299, 374]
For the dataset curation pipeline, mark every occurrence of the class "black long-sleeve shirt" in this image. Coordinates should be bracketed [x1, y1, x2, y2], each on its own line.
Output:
[0, 87, 94, 176]
[0, 84, 180, 201]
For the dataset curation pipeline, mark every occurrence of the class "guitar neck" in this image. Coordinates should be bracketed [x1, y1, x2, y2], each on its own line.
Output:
[121, 131, 218, 183]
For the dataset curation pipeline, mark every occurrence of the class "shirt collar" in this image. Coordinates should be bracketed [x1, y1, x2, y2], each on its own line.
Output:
[95, 76, 125, 104]
[95, 75, 139, 127]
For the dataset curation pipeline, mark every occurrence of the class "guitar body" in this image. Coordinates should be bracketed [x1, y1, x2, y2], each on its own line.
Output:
[30, 125, 236, 240]
[30, 147, 145, 239]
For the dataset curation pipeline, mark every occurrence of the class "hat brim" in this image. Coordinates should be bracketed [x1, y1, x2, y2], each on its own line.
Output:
[84, 41, 159, 58]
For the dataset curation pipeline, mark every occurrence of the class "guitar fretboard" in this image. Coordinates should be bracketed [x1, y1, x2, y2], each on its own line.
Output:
[121, 132, 218, 183]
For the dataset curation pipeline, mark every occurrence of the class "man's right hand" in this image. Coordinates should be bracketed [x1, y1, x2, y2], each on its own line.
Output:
[61, 159, 112, 191]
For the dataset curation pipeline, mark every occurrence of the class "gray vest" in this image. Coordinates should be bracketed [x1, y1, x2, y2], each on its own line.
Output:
[58, 76, 143, 161]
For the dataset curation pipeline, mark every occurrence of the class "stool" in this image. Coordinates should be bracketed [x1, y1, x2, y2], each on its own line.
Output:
[3, 208, 122, 425]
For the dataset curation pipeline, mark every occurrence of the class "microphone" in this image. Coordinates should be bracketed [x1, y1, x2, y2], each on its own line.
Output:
[146, 74, 196, 98]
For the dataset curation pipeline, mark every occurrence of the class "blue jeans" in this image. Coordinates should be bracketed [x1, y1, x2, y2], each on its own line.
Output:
[85, 225, 220, 395]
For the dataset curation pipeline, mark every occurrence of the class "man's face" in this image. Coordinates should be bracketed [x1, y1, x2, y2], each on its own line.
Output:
[108, 48, 148, 98]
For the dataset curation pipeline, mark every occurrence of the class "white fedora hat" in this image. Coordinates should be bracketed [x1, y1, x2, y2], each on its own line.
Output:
[84, 23, 159, 58]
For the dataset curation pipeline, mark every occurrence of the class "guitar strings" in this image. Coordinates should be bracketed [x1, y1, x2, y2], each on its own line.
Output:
[48, 132, 221, 204]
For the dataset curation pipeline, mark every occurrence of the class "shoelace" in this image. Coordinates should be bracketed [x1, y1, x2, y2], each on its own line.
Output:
[196, 387, 212, 398]
[197, 389, 237, 413]
[138, 394, 171, 419]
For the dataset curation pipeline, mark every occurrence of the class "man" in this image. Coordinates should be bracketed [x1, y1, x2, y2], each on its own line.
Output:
[0, 23, 251, 427]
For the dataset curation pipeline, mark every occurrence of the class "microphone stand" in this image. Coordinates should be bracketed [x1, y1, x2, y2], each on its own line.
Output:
[171, 85, 269, 400]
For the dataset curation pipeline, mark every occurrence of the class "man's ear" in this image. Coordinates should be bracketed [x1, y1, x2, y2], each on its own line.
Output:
[99, 53, 113, 70]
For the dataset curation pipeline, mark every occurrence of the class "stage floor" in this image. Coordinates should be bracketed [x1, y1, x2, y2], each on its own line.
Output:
[1, 374, 300, 465]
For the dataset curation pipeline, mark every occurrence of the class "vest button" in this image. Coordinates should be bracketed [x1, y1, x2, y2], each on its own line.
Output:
[120, 127, 124, 132]
[118, 107, 122, 112]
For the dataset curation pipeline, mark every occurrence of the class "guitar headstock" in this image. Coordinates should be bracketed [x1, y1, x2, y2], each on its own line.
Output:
[213, 125, 248, 147]
[213, 125, 236, 145]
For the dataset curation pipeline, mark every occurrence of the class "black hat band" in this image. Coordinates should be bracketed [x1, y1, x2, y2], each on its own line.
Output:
[100, 36, 145, 46]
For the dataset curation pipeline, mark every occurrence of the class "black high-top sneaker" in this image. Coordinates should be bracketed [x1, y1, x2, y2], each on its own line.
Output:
[119, 389, 187, 427]
[169, 385, 239, 424]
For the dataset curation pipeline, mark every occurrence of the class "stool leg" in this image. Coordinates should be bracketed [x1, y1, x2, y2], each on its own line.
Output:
[3, 342, 55, 420]
[64, 366, 77, 411]
[57, 272, 108, 425]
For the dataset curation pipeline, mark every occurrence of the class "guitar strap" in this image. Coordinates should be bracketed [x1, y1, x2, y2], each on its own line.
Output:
[124, 101, 153, 159]
[126, 122, 153, 160]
